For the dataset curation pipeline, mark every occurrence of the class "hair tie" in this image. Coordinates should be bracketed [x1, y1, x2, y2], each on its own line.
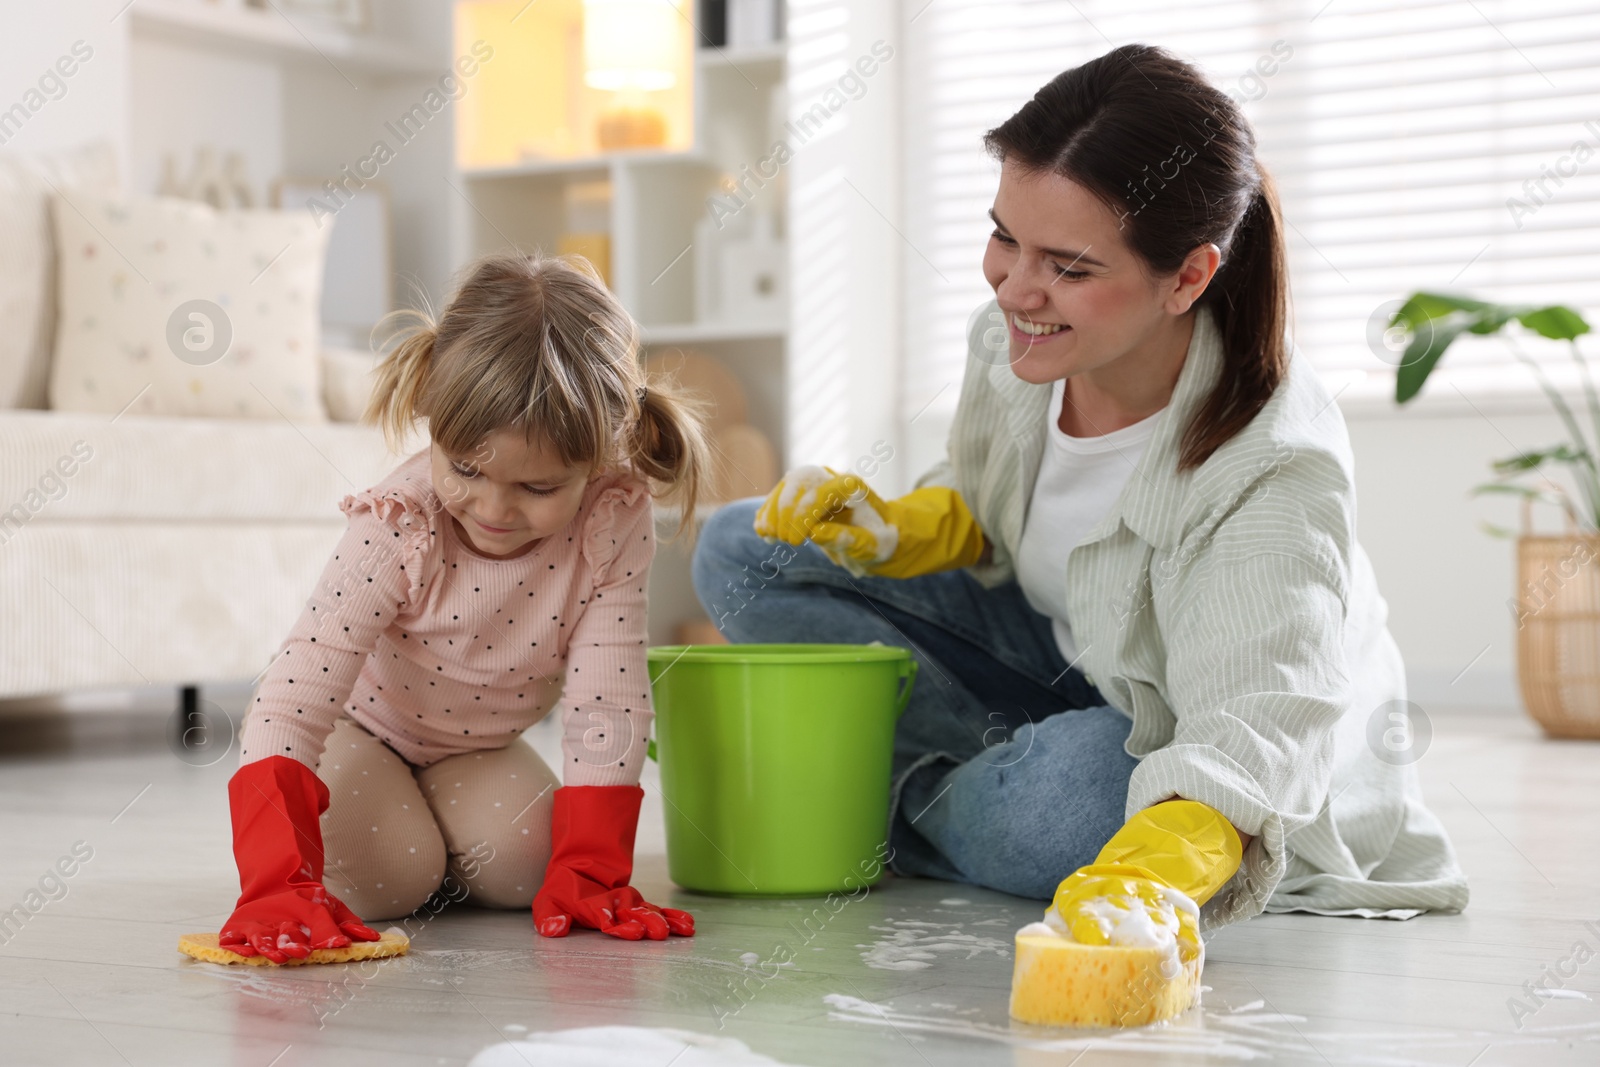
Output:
[636, 385, 649, 403]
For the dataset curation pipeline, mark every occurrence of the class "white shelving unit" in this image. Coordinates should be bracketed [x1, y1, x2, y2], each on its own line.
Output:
[128, 0, 437, 76]
[123, 0, 456, 301]
[450, 8, 791, 643]
[452, 102, 789, 438]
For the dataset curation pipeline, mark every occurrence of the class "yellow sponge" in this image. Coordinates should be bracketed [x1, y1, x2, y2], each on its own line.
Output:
[1008, 929, 1201, 1028]
[178, 929, 409, 967]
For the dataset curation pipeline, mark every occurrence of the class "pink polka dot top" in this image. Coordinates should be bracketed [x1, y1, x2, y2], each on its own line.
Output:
[239, 448, 656, 787]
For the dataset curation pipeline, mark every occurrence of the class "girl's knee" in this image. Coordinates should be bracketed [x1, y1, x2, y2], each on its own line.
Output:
[415, 745, 556, 910]
[327, 817, 448, 922]
[446, 815, 550, 909]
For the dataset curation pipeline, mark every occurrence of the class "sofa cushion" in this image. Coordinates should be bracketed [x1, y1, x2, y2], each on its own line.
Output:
[321, 344, 380, 423]
[48, 194, 331, 422]
[0, 141, 119, 411]
[0, 409, 426, 526]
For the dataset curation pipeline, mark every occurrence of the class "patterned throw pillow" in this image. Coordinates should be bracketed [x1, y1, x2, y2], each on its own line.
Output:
[48, 193, 331, 421]
[0, 141, 120, 410]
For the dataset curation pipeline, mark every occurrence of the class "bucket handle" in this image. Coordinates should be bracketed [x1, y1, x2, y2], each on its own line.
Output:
[894, 658, 918, 718]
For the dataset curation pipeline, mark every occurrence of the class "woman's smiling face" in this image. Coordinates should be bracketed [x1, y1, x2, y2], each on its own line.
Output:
[981, 158, 1213, 385]
[430, 428, 593, 560]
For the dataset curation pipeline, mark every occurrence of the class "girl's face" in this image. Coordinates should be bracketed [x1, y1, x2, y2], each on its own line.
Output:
[430, 428, 594, 561]
[980, 159, 1217, 385]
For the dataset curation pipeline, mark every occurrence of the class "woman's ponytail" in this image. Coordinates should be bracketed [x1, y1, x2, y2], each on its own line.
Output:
[363, 309, 438, 456]
[626, 379, 712, 541]
[1181, 168, 1289, 471]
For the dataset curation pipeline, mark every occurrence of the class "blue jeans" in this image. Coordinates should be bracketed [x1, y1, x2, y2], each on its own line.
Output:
[690, 498, 1139, 900]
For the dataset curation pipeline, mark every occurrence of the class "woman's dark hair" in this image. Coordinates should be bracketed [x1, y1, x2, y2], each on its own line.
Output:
[983, 43, 1288, 472]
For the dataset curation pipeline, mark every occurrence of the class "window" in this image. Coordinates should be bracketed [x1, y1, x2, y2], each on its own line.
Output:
[900, 0, 1600, 423]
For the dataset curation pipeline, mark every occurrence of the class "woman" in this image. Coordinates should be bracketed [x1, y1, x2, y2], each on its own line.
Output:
[692, 44, 1467, 936]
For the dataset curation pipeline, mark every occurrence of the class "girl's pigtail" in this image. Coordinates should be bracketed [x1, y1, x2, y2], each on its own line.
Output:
[363, 309, 438, 456]
[627, 380, 711, 541]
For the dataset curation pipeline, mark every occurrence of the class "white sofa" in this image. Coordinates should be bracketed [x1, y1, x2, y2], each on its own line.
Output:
[0, 143, 417, 703]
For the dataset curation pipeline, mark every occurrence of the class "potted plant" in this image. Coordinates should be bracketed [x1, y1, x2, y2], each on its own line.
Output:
[1390, 292, 1599, 738]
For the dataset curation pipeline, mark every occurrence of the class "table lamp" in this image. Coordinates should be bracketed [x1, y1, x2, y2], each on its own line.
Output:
[583, 0, 679, 150]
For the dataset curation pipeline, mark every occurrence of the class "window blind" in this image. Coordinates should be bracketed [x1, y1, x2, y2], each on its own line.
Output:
[899, 0, 1600, 421]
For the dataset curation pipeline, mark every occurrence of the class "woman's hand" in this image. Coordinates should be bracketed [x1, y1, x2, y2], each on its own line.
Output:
[1048, 863, 1201, 950]
[1047, 799, 1244, 952]
[754, 465, 986, 579]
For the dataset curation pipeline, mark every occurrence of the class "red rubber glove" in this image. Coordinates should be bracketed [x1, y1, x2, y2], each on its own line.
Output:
[219, 755, 382, 963]
[533, 785, 695, 941]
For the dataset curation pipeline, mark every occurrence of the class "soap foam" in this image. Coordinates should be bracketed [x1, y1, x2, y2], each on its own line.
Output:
[827, 992, 1600, 1061]
[858, 918, 1011, 971]
[764, 465, 899, 574]
[1041, 883, 1201, 982]
[469, 1026, 807, 1066]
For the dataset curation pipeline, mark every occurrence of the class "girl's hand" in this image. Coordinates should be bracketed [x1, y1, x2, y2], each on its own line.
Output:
[535, 883, 695, 941]
[531, 785, 696, 942]
[220, 886, 380, 962]
[220, 755, 381, 964]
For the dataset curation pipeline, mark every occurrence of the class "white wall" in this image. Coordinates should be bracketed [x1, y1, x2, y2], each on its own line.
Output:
[0, 2, 129, 164]
[784, 0, 902, 470]
[277, 0, 456, 311]
[128, 38, 283, 199]
[1345, 398, 1572, 713]
[4, 0, 456, 320]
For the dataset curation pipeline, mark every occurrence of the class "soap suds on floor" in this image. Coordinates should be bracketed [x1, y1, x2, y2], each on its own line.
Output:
[739, 952, 761, 968]
[195, 965, 343, 1011]
[857, 918, 1010, 971]
[939, 898, 971, 906]
[1534, 988, 1591, 1001]
[823, 992, 1600, 1064]
[411, 947, 530, 972]
[469, 1026, 808, 1066]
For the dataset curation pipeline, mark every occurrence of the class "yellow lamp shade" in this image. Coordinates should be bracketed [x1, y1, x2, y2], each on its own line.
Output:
[583, 0, 680, 92]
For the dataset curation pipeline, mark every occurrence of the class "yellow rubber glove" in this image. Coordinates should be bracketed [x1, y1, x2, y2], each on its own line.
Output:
[753, 465, 985, 579]
[1048, 800, 1244, 951]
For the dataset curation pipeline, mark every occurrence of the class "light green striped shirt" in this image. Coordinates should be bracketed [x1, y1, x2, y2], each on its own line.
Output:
[918, 299, 1468, 928]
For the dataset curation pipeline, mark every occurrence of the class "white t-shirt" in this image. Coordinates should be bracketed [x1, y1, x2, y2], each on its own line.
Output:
[1013, 376, 1166, 664]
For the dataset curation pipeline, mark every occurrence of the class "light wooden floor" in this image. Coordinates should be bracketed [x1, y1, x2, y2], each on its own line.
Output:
[1, 693, 1597, 1066]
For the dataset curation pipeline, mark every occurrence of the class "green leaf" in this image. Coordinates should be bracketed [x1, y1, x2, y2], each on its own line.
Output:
[1395, 292, 1493, 322]
[1469, 480, 1583, 530]
[1472, 481, 1546, 497]
[1390, 292, 1594, 400]
[1478, 519, 1518, 540]
[1394, 312, 1472, 403]
[1466, 306, 1517, 335]
[1487, 444, 1588, 474]
[1517, 305, 1592, 341]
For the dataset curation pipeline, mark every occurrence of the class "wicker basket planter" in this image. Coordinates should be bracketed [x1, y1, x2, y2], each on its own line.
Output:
[1514, 499, 1600, 738]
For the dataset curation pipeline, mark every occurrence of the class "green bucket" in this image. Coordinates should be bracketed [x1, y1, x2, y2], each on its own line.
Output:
[645, 643, 917, 897]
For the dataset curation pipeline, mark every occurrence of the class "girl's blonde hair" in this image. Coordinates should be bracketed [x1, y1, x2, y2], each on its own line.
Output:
[362, 251, 710, 538]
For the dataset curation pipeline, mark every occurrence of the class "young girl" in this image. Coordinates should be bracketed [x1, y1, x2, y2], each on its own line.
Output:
[219, 252, 709, 961]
